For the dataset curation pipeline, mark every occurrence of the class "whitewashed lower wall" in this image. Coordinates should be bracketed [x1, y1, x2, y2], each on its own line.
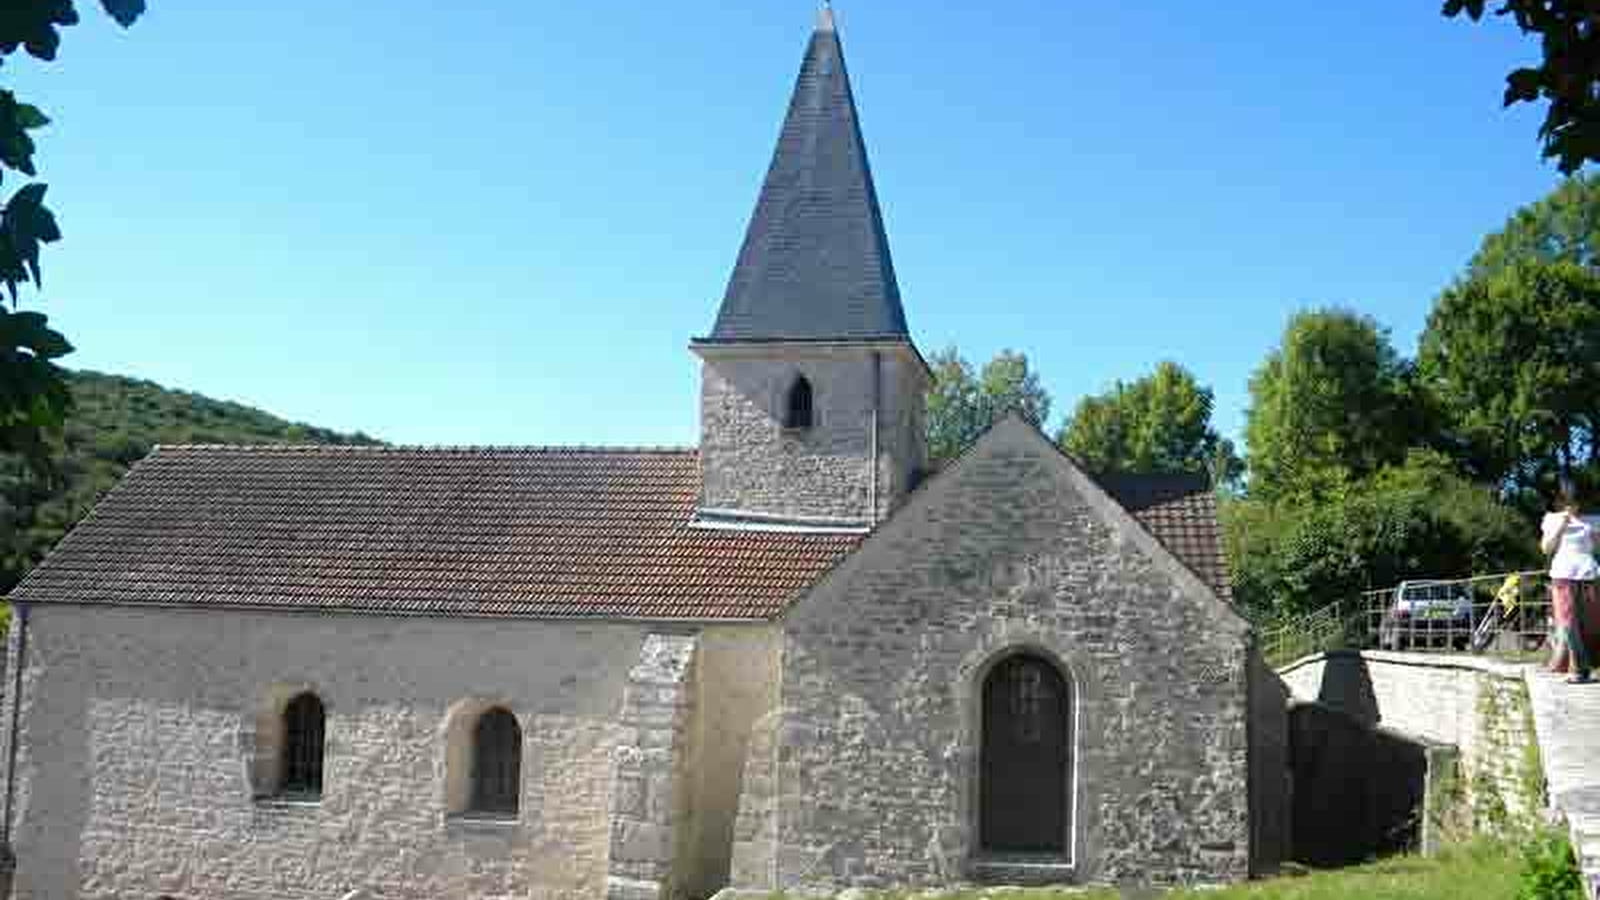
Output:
[683, 627, 781, 899]
[5, 604, 654, 900]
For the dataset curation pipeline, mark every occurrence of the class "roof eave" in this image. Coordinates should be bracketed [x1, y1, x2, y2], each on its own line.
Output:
[689, 335, 932, 381]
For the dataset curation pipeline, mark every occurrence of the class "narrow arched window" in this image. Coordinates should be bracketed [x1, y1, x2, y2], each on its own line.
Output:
[470, 708, 522, 816]
[281, 692, 325, 798]
[784, 376, 814, 429]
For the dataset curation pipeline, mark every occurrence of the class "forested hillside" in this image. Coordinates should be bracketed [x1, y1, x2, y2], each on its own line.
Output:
[0, 370, 376, 591]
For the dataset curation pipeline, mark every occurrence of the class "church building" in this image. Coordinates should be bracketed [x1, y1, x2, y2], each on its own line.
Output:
[0, 8, 1287, 899]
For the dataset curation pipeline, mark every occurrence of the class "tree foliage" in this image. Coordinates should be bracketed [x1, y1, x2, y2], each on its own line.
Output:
[1058, 360, 1239, 485]
[1468, 174, 1600, 278]
[1419, 260, 1600, 497]
[1445, 0, 1600, 173]
[0, 1, 145, 470]
[925, 347, 1051, 463]
[0, 369, 375, 591]
[1224, 451, 1536, 617]
[1243, 309, 1424, 502]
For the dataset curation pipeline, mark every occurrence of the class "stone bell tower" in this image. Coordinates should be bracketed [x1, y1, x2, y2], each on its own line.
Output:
[691, 5, 928, 530]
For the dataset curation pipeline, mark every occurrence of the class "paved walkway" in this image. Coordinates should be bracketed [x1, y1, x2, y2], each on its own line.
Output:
[1525, 667, 1600, 899]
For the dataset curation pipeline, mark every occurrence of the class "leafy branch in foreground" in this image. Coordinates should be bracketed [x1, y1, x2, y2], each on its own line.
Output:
[1446, 0, 1600, 173]
[0, 0, 145, 470]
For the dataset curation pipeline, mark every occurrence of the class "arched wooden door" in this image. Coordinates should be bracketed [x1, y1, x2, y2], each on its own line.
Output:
[980, 653, 1072, 854]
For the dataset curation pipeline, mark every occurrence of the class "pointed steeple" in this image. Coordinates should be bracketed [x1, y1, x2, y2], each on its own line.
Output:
[702, 6, 909, 343]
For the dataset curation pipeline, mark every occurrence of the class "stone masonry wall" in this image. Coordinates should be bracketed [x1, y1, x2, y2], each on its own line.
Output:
[606, 634, 699, 900]
[880, 350, 928, 519]
[697, 345, 925, 523]
[5, 605, 648, 900]
[684, 627, 781, 899]
[731, 421, 1254, 890]
[729, 709, 780, 891]
[1247, 652, 1290, 875]
[1279, 651, 1540, 829]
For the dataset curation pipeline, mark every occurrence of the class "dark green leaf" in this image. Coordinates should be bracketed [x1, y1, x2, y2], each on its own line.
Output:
[0, 1, 78, 64]
[1505, 67, 1544, 105]
[1442, 0, 1488, 20]
[99, 0, 146, 28]
[13, 104, 48, 132]
[1, 311, 73, 359]
[9, 183, 48, 212]
[0, 182, 60, 295]
[0, 92, 41, 177]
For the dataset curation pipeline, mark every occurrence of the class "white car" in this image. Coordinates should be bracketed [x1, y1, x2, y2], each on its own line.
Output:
[1378, 580, 1474, 651]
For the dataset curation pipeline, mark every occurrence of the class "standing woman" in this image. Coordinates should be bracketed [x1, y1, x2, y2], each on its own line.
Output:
[1542, 481, 1599, 684]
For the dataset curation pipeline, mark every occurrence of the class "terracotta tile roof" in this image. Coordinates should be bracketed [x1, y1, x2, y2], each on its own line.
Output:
[12, 446, 860, 620]
[13, 446, 1231, 618]
[1096, 472, 1233, 601]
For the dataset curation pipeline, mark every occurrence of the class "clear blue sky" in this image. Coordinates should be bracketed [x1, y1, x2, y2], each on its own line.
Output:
[5, 0, 1563, 447]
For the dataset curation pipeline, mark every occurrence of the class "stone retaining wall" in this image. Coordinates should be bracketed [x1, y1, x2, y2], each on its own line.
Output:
[1278, 651, 1541, 830]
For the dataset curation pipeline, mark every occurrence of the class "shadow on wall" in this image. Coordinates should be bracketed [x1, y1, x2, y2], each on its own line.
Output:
[1288, 701, 1430, 867]
[1314, 652, 1380, 727]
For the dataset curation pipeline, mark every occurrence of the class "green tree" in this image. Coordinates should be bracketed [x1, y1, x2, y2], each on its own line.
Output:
[0, 1, 146, 469]
[925, 348, 981, 464]
[1468, 175, 1600, 279]
[925, 346, 1052, 463]
[1419, 260, 1600, 496]
[1244, 308, 1422, 502]
[0, 369, 376, 591]
[1445, 0, 1600, 173]
[1058, 360, 1239, 484]
[1223, 450, 1535, 617]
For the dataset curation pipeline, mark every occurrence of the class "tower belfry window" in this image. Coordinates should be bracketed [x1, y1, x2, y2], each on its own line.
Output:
[784, 376, 814, 429]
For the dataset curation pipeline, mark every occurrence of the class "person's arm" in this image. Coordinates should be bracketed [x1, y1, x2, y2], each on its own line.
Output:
[1542, 512, 1572, 555]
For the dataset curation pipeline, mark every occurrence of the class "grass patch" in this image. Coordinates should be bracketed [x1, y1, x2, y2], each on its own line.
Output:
[802, 840, 1525, 900]
[1165, 840, 1522, 900]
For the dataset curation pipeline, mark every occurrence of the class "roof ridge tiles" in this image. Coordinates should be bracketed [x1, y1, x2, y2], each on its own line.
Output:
[150, 443, 701, 455]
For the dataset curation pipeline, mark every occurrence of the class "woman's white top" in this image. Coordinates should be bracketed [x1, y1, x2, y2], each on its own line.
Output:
[1544, 512, 1600, 580]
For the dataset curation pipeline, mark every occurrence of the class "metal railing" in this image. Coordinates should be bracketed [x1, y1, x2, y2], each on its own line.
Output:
[1261, 570, 1552, 668]
[1260, 597, 1367, 668]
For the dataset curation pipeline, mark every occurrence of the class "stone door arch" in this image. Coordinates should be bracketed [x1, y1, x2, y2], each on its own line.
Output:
[979, 652, 1073, 854]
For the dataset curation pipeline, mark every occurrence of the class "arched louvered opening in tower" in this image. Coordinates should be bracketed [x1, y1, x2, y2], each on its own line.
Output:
[784, 375, 814, 429]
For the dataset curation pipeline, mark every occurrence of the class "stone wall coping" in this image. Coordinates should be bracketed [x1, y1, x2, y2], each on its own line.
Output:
[1276, 649, 1531, 681]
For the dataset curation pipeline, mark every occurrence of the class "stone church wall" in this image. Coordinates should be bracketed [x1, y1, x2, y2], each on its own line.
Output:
[729, 422, 1254, 891]
[3, 605, 651, 900]
[1246, 651, 1291, 876]
[683, 626, 781, 899]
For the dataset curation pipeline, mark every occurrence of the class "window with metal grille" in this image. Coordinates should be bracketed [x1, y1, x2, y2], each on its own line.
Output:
[470, 708, 521, 816]
[280, 692, 324, 798]
[784, 376, 813, 429]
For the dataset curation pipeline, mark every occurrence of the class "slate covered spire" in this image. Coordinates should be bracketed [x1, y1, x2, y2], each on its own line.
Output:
[703, 5, 909, 342]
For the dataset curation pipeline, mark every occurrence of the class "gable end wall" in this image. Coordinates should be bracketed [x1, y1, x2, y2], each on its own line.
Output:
[735, 422, 1252, 889]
